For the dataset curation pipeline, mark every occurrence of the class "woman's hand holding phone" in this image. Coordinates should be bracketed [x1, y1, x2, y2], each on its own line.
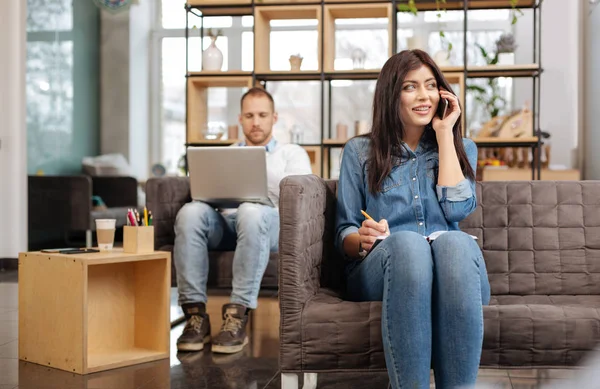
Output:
[358, 218, 389, 252]
[432, 88, 461, 135]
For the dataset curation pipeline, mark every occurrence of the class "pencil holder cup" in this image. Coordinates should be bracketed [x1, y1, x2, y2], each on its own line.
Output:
[123, 226, 154, 254]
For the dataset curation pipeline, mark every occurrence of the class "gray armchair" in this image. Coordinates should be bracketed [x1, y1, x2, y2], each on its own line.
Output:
[145, 176, 279, 288]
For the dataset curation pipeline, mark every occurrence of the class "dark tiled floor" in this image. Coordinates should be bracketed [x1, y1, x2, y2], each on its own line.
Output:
[0, 268, 586, 389]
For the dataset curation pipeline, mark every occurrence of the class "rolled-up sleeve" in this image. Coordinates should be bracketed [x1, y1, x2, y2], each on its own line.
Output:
[335, 140, 365, 255]
[436, 138, 478, 222]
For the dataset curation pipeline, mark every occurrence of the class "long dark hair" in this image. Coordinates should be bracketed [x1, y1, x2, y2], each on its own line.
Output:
[366, 49, 475, 194]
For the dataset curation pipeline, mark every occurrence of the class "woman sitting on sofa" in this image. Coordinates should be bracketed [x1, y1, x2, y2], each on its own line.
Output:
[335, 49, 491, 389]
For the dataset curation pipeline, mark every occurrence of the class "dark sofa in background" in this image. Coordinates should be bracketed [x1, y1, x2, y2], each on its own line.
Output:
[277, 176, 600, 385]
[145, 177, 279, 288]
[28, 175, 138, 248]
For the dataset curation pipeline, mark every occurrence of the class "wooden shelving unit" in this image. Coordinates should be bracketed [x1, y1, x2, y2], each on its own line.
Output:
[323, 3, 393, 72]
[186, 76, 253, 144]
[254, 5, 322, 73]
[184, 0, 543, 179]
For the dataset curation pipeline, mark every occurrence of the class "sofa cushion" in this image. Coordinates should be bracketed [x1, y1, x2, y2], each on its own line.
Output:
[460, 182, 600, 296]
[159, 245, 278, 289]
[298, 289, 600, 371]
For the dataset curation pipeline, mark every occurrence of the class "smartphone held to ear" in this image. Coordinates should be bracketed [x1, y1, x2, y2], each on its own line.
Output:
[437, 98, 448, 119]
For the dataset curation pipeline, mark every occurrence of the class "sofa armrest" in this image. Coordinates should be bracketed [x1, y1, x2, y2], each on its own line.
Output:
[28, 175, 93, 232]
[278, 174, 332, 370]
[145, 177, 191, 250]
[91, 176, 138, 208]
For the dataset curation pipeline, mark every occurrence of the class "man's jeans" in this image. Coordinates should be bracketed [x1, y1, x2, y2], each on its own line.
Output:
[346, 231, 491, 389]
[174, 201, 279, 309]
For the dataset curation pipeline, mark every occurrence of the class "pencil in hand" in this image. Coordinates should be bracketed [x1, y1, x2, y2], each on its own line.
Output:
[361, 210, 374, 221]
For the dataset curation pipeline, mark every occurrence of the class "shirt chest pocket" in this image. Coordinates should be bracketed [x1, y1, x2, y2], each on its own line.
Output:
[426, 155, 439, 182]
[380, 165, 408, 193]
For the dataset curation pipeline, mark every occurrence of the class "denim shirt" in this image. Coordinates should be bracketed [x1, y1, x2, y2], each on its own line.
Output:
[335, 134, 478, 256]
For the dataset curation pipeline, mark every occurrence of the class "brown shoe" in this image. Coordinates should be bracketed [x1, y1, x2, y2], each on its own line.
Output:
[211, 303, 250, 354]
[177, 303, 211, 352]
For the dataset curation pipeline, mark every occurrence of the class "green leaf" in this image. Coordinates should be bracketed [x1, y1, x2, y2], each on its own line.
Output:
[439, 31, 445, 38]
[476, 43, 488, 61]
[447, 42, 453, 52]
[512, 14, 518, 24]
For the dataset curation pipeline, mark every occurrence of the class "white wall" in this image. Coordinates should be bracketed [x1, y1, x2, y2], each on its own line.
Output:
[539, 0, 581, 169]
[584, 1, 600, 179]
[514, 0, 581, 169]
[0, 0, 27, 257]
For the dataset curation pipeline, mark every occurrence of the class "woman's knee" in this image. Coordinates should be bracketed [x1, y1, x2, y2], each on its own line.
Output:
[377, 231, 432, 280]
[431, 231, 482, 276]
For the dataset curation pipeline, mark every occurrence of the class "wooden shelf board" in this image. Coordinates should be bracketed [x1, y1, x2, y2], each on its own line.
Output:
[188, 76, 253, 87]
[187, 139, 240, 145]
[467, 64, 540, 77]
[187, 71, 252, 77]
[326, 3, 391, 18]
[326, 70, 381, 80]
[87, 349, 168, 373]
[472, 136, 539, 147]
[255, 4, 321, 19]
[258, 0, 320, 3]
[188, 0, 250, 5]
[398, 0, 536, 11]
[255, 71, 322, 81]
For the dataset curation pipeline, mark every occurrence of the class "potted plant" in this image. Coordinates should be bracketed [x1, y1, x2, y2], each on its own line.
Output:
[495, 33, 518, 65]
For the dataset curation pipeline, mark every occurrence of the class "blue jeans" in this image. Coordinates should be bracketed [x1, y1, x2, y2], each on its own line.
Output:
[346, 231, 490, 389]
[174, 201, 279, 309]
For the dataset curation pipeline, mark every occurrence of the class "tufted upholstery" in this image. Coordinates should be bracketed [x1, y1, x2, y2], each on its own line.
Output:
[278, 177, 600, 373]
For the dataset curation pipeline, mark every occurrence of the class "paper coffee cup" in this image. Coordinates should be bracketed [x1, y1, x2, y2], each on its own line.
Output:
[95, 219, 116, 251]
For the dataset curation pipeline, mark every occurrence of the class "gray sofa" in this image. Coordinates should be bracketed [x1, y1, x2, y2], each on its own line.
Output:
[278, 176, 600, 383]
[145, 177, 278, 288]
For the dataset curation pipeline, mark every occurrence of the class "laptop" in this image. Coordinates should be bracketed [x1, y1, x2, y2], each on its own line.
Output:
[187, 146, 275, 208]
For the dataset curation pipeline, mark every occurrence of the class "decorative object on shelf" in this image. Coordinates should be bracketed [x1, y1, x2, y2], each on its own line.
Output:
[336, 123, 348, 140]
[397, 0, 452, 59]
[202, 124, 225, 140]
[92, 0, 134, 13]
[202, 28, 224, 71]
[289, 54, 303, 71]
[354, 120, 369, 136]
[289, 125, 303, 144]
[477, 103, 532, 139]
[351, 48, 366, 69]
[228, 125, 239, 140]
[433, 50, 451, 66]
[495, 33, 517, 65]
[406, 36, 425, 50]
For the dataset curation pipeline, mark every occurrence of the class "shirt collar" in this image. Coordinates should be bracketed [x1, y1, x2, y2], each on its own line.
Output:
[237, 137, 278, 153]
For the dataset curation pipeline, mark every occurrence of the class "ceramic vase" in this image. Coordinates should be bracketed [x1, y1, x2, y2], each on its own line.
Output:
[203, 37, 223, 71]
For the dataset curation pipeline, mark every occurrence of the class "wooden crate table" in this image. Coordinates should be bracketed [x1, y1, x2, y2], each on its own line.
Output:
[18, 249, 171, 374]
